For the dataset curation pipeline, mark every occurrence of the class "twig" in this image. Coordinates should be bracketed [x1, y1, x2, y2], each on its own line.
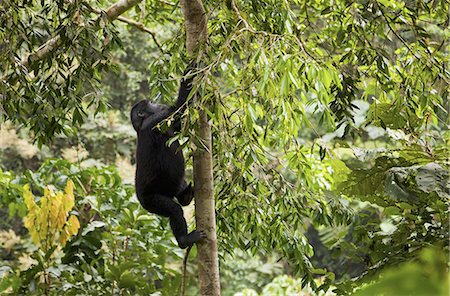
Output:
[92, 6, 163, 52]
[230, 0, 316, 61]
[230, 0, 250, 30]
[378, 6, 421, 61]
[377, 5, 448, 84]
[20, 0, 143, 68]
[108, 13, 164, 53]
[180, 245, 193, 296]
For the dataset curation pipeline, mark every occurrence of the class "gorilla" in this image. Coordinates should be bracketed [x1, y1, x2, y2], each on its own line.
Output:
[130, 68, 205, 248]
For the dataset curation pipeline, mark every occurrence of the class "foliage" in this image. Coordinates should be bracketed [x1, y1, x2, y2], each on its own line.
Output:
[220, 250, 284, 296]
[23, 181, 80, 252]
[3, 181, 80, 294]
[1, 0, 449, 294]
[235, 275, 335, 296]
[0, 0, 120, 145]
[0, 110, 136, 174]
[0, 160, 190, 295]
[351, 246, 449, 296]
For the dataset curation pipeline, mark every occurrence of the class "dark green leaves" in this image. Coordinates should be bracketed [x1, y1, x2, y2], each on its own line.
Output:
[1, 0, 118, 144]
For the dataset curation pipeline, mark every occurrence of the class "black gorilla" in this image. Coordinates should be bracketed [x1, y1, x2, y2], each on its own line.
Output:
[130, 70, 205, 248]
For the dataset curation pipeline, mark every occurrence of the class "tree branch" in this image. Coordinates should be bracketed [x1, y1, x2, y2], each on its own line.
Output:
[21, 0, 143, 68]
[91, 7, 164, 53]
[378, 6, 421, 61]
[115, 15, 163, 52]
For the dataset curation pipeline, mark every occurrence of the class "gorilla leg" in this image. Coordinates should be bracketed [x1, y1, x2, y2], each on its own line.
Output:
[176, 181, 194, 206]
[140, 193, 203, 248]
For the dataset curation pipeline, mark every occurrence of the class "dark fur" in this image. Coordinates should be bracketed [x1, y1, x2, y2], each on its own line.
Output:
[130, 71, 205, 248]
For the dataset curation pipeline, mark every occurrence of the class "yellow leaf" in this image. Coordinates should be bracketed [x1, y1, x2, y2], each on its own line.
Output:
[51, 192, 64, 229]
[64, 180, 75, 212]
[66, 215, 80, 236]
[44, 186, 54, 199]
[23, 184, 36, 211]
[60, 229, 69, 246]
[23, 215, 35, 230]
[50, 198, 60, 229]
[29, 229, 40, 246]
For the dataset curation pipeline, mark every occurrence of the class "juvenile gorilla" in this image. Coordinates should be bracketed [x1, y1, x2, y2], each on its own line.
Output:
[130, 70, 205, 248]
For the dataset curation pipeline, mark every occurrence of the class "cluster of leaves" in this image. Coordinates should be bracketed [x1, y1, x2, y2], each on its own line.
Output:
[220, 250, 285, 295]
[23, 181, 80, 252]
[351, 246, 449, 296]
[332, 155, 449, 292]
[234, 245, 449, 296]
[0, 160, 190, 295]
[0, 0, 120, 145]
[236, 274, 335, 296]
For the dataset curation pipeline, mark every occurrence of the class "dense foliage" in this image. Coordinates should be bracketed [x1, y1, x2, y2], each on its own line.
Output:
[1, 0, 448, 295]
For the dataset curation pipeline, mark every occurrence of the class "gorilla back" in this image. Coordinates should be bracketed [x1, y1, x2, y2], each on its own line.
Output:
[135, 131, 185, 197]
[130, 71, 205, 249]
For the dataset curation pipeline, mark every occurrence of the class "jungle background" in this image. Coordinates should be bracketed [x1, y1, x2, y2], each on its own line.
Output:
[0, 0, 449, 295]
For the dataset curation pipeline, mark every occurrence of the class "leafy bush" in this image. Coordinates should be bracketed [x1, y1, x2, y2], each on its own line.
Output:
[0, 159, 191, 295]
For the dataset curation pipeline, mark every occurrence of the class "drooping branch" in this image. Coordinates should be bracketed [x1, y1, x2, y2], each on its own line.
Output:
[115, 15, 163, 52]
[91, 7, 163, 53]
[21, 0, 142, 68]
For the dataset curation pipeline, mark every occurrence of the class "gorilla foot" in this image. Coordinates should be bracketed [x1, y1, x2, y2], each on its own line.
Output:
[178, 230, 207, 249]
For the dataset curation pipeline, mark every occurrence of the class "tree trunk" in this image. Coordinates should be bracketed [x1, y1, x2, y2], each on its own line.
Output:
[193, 111, 221, 296]
[180, 1, 221, 295]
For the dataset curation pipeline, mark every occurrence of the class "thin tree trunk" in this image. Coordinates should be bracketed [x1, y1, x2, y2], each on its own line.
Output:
[180, 1, 221, 295]
[193, 111, 220, 296]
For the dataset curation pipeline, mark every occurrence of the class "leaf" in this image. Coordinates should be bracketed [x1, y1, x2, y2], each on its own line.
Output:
[280, 72, 290, 97]
[23, 185, 36, 210]
[118, 270, 136, 289]
[63, 180, 75, 211]
[81, 221, 106, 236]
[321, 7, 332, 14]
[397, 202, 413, 210]
[384, 206, 400, 216]
[415, 163, 449, 198]
[66, 215, 80, 237]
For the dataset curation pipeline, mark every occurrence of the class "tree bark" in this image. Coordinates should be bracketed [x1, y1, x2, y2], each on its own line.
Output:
[180, 1, 221, 295]
[193, 111, 220, 296]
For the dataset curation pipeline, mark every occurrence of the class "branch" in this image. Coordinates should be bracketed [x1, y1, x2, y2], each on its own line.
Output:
[377, 5, 446, 79]
[378, 6, 421, 61]
[116, 16, 163, 52]
[21, 0, 143, 68]
[230, 0, 316, 61]
[104, 0, 143, 20]
[91, 7, 164, 53]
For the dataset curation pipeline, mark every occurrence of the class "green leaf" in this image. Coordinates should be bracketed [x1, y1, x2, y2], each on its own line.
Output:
[118, 271, 136, 289]
[384, 206, 400, 216]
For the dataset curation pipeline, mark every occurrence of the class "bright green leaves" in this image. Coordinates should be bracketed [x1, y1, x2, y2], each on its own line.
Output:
[350, 246, 449, 296]
[1, 159, 186, 295]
